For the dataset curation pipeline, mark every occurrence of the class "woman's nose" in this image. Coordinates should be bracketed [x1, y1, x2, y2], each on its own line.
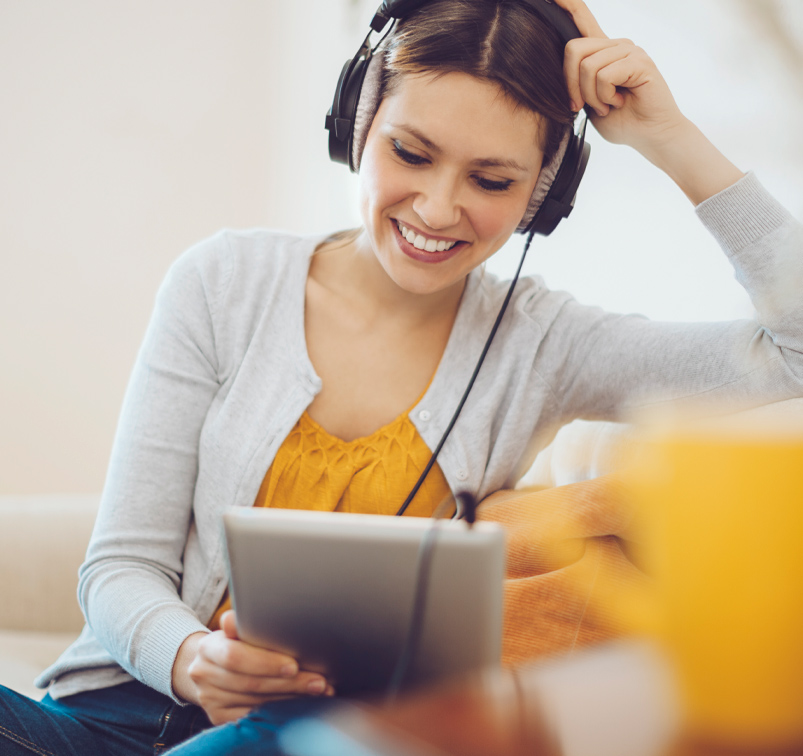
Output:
[411, 174, 462, 231]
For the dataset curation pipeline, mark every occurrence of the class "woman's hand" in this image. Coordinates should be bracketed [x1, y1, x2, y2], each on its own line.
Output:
[554, 0, 685, 155]
[173, 610, 334, 726]
[553, 0, 744, 204]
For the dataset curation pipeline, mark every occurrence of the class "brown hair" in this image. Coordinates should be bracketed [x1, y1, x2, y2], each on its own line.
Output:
[380, 0, 575, 166]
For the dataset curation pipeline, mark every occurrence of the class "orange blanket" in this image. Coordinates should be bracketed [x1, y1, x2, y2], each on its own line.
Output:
[478, 474, 649, 666]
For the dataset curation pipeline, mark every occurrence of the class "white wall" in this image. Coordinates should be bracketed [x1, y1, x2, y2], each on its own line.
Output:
[1, 0, 801, 494]
[0, 1, 361, 494]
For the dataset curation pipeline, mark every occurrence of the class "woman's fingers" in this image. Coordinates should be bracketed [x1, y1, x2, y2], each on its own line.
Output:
[184, 628, 335, 726]
[565, 38, 648, 115]
[200, 630, 298, 677]
[575, 42, 634, 114]
[192, 630, 330, 696]
[220, 609, 239, 640]
[551, 0, 608, 39]
[590, 55, 647, 113]
[191, 654, 329, 697]
[564, 38, 620, 113]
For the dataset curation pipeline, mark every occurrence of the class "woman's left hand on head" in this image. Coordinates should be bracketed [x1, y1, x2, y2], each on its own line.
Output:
[553, 0, 689, 160]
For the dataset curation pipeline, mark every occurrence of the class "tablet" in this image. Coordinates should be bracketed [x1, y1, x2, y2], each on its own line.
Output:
[223, 508, 505, 698]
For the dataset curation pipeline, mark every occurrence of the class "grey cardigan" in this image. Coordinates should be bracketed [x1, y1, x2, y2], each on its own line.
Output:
[38, 172, 803, 701]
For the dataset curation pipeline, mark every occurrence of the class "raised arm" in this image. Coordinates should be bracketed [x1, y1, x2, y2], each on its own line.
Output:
[534, 172, 803, 424]
[526, 1, 803, 420]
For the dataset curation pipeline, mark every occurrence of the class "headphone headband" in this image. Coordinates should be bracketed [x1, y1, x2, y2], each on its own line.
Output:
[371, 0, 429, 31]
[373, 0, 581, 42]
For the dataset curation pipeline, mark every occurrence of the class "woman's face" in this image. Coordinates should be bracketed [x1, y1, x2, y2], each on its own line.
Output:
[358, 71, 544, 296]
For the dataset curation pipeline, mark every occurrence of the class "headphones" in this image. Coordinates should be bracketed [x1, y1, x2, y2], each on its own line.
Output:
[325, 0, 591, 237]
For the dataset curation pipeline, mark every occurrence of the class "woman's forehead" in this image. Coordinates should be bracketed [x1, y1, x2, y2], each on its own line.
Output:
[375, 71, 544, 169]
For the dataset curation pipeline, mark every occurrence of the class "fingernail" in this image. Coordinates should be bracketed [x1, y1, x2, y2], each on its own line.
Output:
[307, 679, 326, 694]
[594, 107, 606, 117]
[280, 663, 298, 677]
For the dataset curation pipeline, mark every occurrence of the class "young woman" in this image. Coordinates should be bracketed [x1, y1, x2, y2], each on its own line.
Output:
[2, 0, 801, 753]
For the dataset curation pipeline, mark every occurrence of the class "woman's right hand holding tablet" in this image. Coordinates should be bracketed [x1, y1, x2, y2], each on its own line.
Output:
[173, 610, 334, 726]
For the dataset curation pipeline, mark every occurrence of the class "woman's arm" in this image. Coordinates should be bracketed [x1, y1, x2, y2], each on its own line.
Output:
[522, 0, 802, 421]
[534, 173, 803, 423]
[78, 235, 333, 715]
[76, 238, 228, 697]
[555, 0, 746, 205]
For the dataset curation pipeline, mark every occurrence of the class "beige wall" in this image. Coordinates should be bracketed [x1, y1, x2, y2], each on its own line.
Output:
[1, 1, 361, 494]
[2, 1, 801, 495]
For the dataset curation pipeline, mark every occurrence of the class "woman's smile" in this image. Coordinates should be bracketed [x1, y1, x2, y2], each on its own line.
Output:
[391, 217, 468, 263]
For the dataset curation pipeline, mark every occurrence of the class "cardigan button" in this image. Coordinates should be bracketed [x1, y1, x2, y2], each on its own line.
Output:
[456, 469, 468, 481]
[418, 410, 431, 421]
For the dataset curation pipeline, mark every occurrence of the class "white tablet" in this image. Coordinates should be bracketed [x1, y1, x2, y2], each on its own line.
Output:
[223, 508, 505, 698]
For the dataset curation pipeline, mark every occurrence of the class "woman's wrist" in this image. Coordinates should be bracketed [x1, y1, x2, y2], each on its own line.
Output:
[639, 116, 746, 206]
[171, 631, 208, 705]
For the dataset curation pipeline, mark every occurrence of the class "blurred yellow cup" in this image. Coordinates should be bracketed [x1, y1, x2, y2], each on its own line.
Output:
[628, 412, 803, 750]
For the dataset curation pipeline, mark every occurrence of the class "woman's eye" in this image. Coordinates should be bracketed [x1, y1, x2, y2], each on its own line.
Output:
[475, 176, 513, 193]
[392, 141, 428, 166]
[391, 140, 512, 193]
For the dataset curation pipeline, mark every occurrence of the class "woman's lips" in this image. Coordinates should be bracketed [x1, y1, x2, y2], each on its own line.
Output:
[391, 219, 466, 264]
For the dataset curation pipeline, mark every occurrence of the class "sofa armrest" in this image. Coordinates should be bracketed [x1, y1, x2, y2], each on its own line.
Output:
[520, 399, 803, 490]
[0, 495, 99, 632]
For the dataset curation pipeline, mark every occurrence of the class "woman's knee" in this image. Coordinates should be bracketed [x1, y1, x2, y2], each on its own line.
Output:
[165, 697, 341, 755]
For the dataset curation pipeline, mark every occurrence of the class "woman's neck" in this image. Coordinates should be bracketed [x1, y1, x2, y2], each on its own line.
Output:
[311, 229, 467, 328]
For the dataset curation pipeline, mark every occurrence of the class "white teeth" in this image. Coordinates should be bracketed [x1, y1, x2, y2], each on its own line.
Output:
[396, 220, 458, 252]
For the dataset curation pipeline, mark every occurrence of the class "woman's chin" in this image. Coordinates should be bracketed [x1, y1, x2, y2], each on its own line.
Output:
[380, 255, 467, 298]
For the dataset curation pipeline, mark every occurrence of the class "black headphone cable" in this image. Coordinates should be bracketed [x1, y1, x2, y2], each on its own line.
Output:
[385, 491, 478, 703]
[384, 230, 534, 700]
[395, 229, 536, 517]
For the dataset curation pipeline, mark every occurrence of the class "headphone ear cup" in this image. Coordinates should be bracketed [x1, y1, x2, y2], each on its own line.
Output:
[523, 121, 590, 236]
[326, 55, 370, 170]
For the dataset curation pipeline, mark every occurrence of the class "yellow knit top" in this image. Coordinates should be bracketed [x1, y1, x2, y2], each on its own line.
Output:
[208, 407, 451, 630]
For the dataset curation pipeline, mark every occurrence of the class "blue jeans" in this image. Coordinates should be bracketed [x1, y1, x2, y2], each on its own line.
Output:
[0, 681, 210, 755]
[163, 697, 349, 755]
[0, 682, 347, 756]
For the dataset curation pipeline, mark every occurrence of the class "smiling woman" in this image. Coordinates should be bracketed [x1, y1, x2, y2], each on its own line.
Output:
[1, 0, 802, 754]
[355, 70, 543, 294]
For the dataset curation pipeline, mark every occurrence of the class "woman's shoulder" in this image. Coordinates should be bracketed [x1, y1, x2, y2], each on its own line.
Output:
[468, 266, 577, 327]
[158, 228, 327, 309]
[175, 227, 324, 275]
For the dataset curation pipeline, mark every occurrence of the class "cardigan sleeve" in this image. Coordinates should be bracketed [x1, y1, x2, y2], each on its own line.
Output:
[76, 233, 231, 700]
[534, 172, 803, 422]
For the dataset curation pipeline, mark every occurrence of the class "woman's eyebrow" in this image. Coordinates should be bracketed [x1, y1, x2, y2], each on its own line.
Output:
[472, 156, 529, 172]
[393, 123, 440, 151]
[392, 123, 530, 173]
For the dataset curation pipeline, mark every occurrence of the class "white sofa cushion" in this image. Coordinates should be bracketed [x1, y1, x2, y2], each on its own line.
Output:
[0, 495, 98, 633]
[0, 630, 78, 699]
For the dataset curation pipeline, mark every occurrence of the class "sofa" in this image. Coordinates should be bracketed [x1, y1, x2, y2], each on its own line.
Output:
[2, 402, 799, 701]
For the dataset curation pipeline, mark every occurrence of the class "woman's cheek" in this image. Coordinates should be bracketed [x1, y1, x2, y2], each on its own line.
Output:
[470, 197, 524, 245]
[360, 156, 405, 222]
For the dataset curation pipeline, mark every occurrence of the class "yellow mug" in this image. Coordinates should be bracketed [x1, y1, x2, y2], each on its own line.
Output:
[625, 412, 803, 750]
